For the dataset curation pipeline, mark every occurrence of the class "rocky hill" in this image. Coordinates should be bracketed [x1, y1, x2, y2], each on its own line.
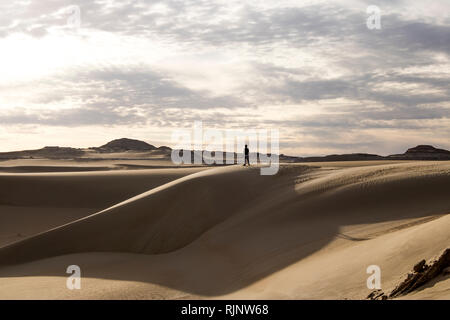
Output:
[95, 138, 157, 152]
[389, 145, 450, 160]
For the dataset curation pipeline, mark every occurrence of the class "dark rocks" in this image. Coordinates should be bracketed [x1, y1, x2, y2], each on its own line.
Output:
[389, 248, 450, 298]
[367, 289, 388, 300]
[367, 289, 384, 300]
[413, 259, 426, 273]
[367, 248, 450, 300]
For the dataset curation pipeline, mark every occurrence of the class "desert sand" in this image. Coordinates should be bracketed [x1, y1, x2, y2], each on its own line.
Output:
[0, 159, 449, 299]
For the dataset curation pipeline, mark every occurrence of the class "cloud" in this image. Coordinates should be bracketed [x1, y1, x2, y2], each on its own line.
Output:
[0, 65, 246, 126]
[0, 0, 449, 155]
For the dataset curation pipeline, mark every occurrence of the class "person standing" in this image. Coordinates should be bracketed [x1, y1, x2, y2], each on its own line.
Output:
[244, 144, 250, 166]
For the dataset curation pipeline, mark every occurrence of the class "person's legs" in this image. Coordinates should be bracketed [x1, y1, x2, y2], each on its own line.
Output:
[245, 155, 250, 166]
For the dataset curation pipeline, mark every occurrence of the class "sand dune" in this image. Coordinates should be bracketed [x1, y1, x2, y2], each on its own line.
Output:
[0, 167, 205, 247]
[0, 165, 286, 263]
[0, 167, 206, 209]
[0, 161, 449, 299]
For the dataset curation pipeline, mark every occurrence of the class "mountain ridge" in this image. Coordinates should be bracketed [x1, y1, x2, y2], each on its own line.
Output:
[0, 139, 449, 162]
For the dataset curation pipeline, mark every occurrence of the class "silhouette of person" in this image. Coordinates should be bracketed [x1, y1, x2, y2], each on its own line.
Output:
[244, 144, 250, 166]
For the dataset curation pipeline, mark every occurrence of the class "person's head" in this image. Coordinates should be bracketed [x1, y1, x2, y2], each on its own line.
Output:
[245, 144, 248, 148]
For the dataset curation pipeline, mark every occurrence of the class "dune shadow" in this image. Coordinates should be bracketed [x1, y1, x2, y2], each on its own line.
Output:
[336, 233, 370, 241]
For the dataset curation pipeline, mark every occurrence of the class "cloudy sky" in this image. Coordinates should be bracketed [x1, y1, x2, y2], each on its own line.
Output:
[0, 0, 449, 156]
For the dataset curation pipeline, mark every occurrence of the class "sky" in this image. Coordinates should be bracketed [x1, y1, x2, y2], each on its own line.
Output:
[0, 0, 449, 156]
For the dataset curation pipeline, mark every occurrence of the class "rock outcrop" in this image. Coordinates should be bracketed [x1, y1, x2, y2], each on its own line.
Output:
[367, 248, 450, 300]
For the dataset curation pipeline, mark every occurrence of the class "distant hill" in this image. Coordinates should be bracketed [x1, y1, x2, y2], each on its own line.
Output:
[152, 146, 173, 155]
[0, 138, 162, 159]
[388, 145, 450, 160]
[292, 145, 450, 162]
[95, 138, 156, 152]
[0, 146, 84, 160]
[156, 146, 172, 152]
[294, 153, 384, 163]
